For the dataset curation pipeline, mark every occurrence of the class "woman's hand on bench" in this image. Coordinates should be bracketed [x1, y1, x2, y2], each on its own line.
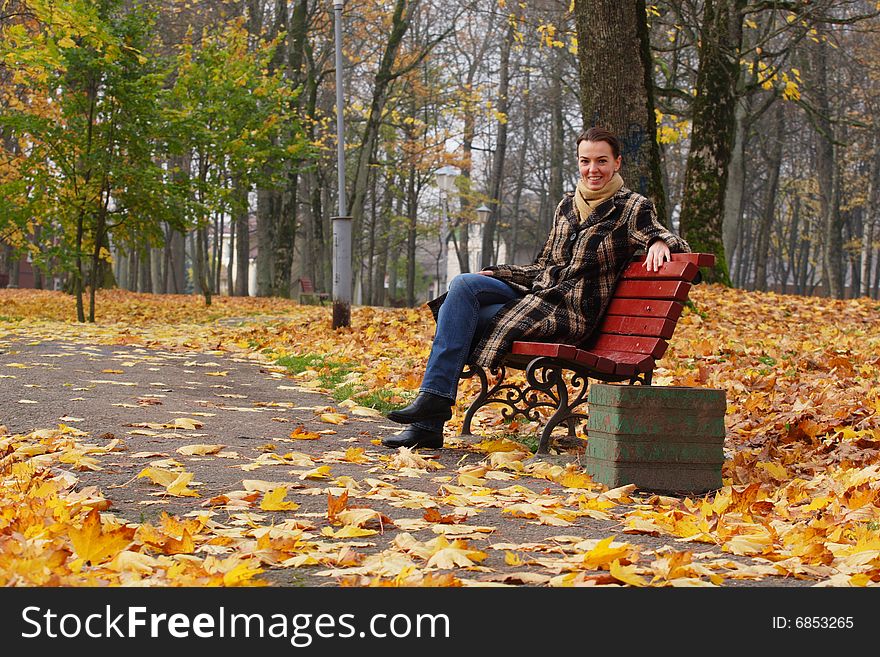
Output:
[643, 240, 671, 272]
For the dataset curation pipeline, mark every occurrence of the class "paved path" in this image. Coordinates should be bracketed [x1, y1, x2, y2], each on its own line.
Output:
[0, 336, 809, 587]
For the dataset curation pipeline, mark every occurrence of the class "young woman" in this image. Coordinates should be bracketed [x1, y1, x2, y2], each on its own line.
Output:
[383, 127, 691, 449]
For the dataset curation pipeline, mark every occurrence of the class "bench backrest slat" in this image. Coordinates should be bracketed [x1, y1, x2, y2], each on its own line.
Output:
[598, 315, 677, 339]
[603, 298, 683, 321]
[631, 252, 716, 268]
[620, 260, 697, 281]
[299, 277, 315, 293]
[613, 279, 691, 302]
[591, 334, 667, 358]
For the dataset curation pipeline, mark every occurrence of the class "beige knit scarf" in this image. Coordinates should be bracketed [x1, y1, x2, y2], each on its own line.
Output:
[574, 172, 624, 222]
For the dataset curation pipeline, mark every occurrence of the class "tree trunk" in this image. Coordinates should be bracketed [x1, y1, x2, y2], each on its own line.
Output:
[861, 134, 879, 297]
[150, 247, 163, 294]
[4, 244, 20, 288]
[31, 225, 43, 289]
[168, 227, 186, 294]
[406, 163, 418, 306]
[456, 109, 473, 274]
[723, 97, 749, 280]
[678, 0, 746, 284]
[752, 103, 784, 292]
[574, 0, 668, 221]
[226, 215, 236, 296]
[364, 173, 378, 304]
[256, 187, 276, 296]
[234, 177, 250, 297]
[127, 249, 138, 291]
[374, 182, 392, 306]
[481, 23, 514, 270]
[195, 226, 212, 306]
[547, 62, 565, 237]
[810, 36, 843, 299]
[75, 210, 85, 322]
[510, 50, 534, 264]
[349, 0, 419, 286]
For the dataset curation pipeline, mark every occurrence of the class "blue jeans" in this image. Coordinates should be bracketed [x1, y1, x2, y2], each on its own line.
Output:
[413, 273, 523, 432]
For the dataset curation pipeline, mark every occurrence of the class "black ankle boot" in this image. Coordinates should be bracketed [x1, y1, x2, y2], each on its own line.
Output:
[381, 426, 444, 449]
[387, 392, 453, 424]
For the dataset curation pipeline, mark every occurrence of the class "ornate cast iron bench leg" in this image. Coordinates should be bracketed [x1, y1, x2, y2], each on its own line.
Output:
[529, 358, 591, 454]
[459, 357, 592, 454]
[459, 362, 539, 435]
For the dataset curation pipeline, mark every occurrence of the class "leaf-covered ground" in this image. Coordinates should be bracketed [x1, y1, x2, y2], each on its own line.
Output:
[1, 285, 879, 586]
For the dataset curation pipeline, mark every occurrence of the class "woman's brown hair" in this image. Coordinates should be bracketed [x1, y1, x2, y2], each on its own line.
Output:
[576, 127, 621, 160]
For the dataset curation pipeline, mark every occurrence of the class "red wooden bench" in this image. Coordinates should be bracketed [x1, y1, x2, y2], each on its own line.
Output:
[297, 276, 329, 305]
[459, 252, 715, 453]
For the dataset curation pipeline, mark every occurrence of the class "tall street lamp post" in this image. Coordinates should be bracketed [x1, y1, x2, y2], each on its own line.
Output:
[435, 165, 458, 295]
[331, 0, 351, 329]
[475, 204, 491, 271]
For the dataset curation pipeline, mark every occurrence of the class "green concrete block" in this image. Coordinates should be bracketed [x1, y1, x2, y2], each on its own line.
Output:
[584, 384, 727, 494]
[586, 432, 724, 464]
[585, 458, 723, 494]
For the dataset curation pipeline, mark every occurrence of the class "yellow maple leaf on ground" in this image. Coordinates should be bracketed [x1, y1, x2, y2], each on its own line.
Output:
[386, 447, 444, 471]
[424, 536, 488, 570]
[166, 472, 200, 497]
[343, 447, 370, 463]
[319, 412, 348, 425]
[580, 536, 636, 570]
[220, 560, 265, 586]
[609, 559, 648, 587]
[559, 470, 597, 489]
[290, 425, 321, 440]
[161, 528, 196, 555]
[338, 399, 382, 417]
[137, 466, 179, 487]
[260, 487, 300, 511]
[299, 465, 332, 480]
[322, 525, 378, 538]
[169, 418, 203, 430]
[177, 444, 225, 455]
[473, 438, 526, 452]
[724, 533, 773, 556]
[69, 508, 135, 566]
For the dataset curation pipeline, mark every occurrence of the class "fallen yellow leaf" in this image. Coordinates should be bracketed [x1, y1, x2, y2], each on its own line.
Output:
[260, 487, 300, 511]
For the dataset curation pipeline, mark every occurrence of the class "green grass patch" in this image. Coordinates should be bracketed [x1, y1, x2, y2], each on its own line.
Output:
[352, 388, 408, 414]
[276, 352, 354, 387]
[511, 433, 540, 453]
[277, 354, 416, 414]
[0, 315, 22, 322]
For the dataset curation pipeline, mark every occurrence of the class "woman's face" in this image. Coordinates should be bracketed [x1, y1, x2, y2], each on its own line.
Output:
[578, 140, 621, 192]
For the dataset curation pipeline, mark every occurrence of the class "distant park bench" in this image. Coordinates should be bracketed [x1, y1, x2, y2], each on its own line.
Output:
[297, 277, 329, 305]
[459, 252, 715, 453]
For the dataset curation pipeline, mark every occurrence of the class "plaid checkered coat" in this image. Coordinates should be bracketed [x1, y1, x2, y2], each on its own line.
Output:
[428, 187, 691, 370]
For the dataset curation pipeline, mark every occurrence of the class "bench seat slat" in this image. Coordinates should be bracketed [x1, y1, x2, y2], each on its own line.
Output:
[620, 261, 698, 282]
[604, 298, 683, 321]
[613, 279, 691, 301]
[510, 342, 578, 360]
[581, 349, 655, 376]
[510, 341, 615, 373]
[598, 315, 677, 339]
[590, 334, 668, 358]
